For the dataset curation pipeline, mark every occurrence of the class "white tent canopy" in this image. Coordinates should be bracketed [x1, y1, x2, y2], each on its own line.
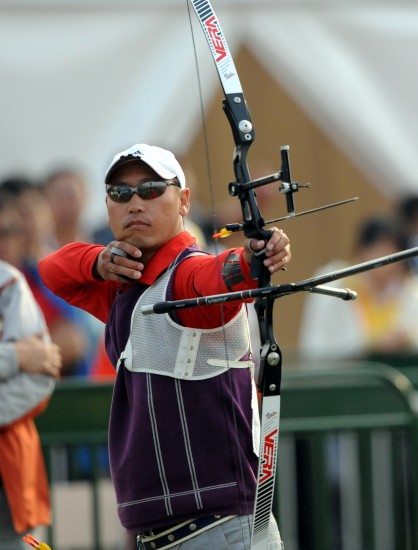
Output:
[1, 0, 417, 228]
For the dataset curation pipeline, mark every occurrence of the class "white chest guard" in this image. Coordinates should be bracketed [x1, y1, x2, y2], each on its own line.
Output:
[117, 255, 254, 380]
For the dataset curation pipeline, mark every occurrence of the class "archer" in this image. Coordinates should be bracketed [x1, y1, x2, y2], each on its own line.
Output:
[39, 143, 290, 550]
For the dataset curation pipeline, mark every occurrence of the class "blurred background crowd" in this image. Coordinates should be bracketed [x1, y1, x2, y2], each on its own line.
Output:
[3, 166, 418, 376]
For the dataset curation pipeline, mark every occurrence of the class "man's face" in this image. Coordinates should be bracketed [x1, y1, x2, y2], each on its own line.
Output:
[0, 206, 25, 267]
[106, 160, 190, 259]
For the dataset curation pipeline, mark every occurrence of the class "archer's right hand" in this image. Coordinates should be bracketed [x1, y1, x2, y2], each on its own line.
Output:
[94, 241, 144, 282]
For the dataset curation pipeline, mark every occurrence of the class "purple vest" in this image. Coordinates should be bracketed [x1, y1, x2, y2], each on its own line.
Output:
[105, 247, 258, 533]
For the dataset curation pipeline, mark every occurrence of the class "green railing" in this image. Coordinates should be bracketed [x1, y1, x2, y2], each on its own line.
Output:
[277, 362, 418, 550]
[36, 380, 113, 550]
[36, 362, 418, 550]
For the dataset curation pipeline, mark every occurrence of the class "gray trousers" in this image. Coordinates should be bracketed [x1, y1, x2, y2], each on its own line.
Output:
[146, 513, 283, 550]
[0, 486, 26, 550]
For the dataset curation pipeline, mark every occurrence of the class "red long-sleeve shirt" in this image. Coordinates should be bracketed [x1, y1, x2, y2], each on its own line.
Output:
[38, 231, 256, 328]
[39, 231, 260, 533]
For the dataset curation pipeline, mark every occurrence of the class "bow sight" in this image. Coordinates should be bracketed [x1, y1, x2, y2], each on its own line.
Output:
[222, 145, 358, 235]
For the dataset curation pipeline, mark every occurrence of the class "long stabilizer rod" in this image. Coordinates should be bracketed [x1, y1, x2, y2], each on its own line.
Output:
[141, 246, 418, 315]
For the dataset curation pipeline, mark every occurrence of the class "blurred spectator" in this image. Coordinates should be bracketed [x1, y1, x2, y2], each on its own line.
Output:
[0, 259, 61, 549]
[1, 175, 110, 481]
[0, 179, 92, 376]
[0, 194, 26, 268]
[43, 168, 109, 376]
[43, 167, 91, 246]
[299, 215, 418, 360]
[397, 194, 418, 272]
[297, 215, 418, 549]
[0, 177, 56, 260]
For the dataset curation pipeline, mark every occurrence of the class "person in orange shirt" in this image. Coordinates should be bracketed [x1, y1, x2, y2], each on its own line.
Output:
[0, 259, 61, 550]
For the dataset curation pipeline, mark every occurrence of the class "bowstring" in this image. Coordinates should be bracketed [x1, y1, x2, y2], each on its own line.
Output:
[185, 2, 252, 546]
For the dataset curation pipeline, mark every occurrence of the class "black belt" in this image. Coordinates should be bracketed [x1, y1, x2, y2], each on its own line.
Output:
[137, 515, 234, 550]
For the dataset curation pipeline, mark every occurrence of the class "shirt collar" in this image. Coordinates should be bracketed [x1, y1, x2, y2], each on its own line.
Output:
[139, 231, 197, 285]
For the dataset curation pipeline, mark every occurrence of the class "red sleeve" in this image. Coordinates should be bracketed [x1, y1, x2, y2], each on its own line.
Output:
[38, 243, 118, 323]
[174, 248, 257, 329]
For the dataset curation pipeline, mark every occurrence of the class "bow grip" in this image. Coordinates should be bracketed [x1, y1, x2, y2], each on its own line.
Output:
[245, 225, 273, 282]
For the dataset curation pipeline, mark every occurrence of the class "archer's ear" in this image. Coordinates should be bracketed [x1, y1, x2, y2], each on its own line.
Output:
[179, 188, 191, 217]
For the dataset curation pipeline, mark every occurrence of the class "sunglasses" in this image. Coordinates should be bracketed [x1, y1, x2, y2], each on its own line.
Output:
[106, 181, 181, 203]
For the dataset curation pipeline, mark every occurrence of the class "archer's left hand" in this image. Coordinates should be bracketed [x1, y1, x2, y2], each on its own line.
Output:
[244, 227, 291, 274]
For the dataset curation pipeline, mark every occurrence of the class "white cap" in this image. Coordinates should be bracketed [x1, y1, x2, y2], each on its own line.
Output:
[105, 144, 186, 188]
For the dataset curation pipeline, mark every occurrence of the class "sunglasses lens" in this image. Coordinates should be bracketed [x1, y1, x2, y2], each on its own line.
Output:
[107, 186, 133, 203]
[139, 182, 167, 200]
[107, 182, 178, 203]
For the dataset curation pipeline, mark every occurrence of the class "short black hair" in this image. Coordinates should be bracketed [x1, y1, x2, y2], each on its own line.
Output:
[398, 195, 418, 223]
[0, 176, 34, 197]
[356, 216, 406, 251]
